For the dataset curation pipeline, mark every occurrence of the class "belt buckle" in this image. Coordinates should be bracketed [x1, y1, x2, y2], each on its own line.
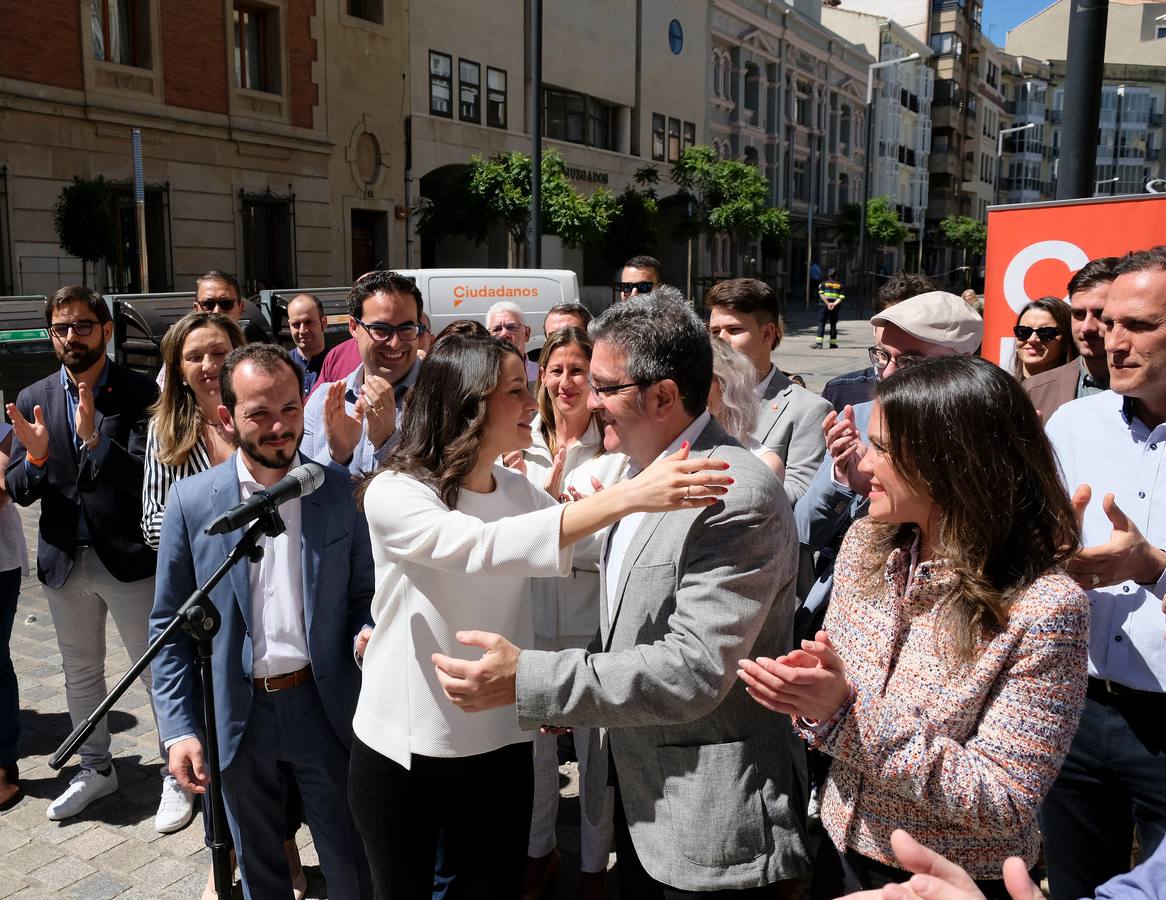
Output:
[261, 674, 279, 693]
[1104, 679, 1122, 696]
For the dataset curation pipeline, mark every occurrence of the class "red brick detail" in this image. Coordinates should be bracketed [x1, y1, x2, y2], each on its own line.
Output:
[161, 0, 229, 114]
[0, 1, 84, 91]
[286, 0, 318, 129]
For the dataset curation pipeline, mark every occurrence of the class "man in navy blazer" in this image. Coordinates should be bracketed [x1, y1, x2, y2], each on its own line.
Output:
[151, 344, 373, 899]
[4, 286, 169, 824]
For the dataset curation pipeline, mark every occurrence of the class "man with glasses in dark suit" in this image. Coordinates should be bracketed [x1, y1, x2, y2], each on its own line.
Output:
[4, 287, 175, 825]
[301, 271, 427, 476]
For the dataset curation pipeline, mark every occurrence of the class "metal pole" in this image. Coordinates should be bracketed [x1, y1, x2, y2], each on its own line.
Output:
[131, 128, 149, 291]
[1057, 0, 1109, 200]
[1112, 85, 1124, 196]
[404, 116, 414, 268]
[859, 96, 873, 315]
[804, 204, 813, 310]
[994, 123, 1035, 207]
[529, 0, 543, 269]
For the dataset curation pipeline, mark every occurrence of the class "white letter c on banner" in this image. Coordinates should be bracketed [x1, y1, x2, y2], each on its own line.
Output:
[1002, 240, 1090, 314]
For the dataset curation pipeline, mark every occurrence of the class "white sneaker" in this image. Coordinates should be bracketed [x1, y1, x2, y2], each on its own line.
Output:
[46, 767, 119, 821]
[154, 774, 195, 834]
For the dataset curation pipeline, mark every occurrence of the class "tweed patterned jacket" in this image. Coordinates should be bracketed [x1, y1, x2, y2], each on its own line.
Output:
[802, 517, 1089, 878]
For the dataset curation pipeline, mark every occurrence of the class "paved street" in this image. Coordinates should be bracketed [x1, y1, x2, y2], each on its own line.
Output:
[0, 317, 871, 897]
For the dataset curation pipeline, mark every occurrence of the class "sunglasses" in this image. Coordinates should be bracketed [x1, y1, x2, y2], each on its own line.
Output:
[49, 320, 101, 339]
[1013, 325, 1061, 342]
[617, 281, 655, 296]
[197, 299, 238, 312]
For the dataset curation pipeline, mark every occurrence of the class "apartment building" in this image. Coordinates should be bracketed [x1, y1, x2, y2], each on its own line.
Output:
[410, 0, 708, 288]
[0, 1, 410, 296]
[820, 6, 933, 274]
[709, 0, 873, 293]
[1004, 0, 1166, 201]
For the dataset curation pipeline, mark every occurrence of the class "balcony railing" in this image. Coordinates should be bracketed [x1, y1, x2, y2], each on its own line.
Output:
[1050, 109, 1063, 124]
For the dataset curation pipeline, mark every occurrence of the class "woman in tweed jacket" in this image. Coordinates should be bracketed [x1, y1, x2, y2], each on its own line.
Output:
[739, 356, 1089, 899]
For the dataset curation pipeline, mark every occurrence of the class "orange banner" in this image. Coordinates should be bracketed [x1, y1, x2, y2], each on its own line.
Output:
[983, 194, 1166, 365]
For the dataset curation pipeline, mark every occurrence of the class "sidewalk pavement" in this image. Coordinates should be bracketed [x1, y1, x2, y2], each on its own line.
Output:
[0, 311, 870, 897]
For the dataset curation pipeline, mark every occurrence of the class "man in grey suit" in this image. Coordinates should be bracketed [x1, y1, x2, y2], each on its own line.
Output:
[705, 278, 831, 505]
[433, 294, 809, 897]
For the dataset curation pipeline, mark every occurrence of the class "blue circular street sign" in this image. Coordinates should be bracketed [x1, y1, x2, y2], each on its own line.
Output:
[669, 19, 684, 55]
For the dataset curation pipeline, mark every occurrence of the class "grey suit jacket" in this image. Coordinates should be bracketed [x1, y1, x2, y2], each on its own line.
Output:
[752, 369, 832, 506]
[516, 418, 810, 890]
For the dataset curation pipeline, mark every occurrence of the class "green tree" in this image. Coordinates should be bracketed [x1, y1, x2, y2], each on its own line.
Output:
[602, 167, 660, 270]
[939, 214, 988, 286]
[420, 150, 617, 266]
[671, 145, 788, 277]
[838, 196, 909, 247]
[53, 176, 115, 287]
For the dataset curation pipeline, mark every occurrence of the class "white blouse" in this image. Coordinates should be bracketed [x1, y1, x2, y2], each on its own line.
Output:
[354, 465, 573, 768]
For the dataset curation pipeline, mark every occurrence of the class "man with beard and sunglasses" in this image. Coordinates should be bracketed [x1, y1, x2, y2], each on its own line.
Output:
[3, 286, 168, 822]
[151, 343, 373, 899]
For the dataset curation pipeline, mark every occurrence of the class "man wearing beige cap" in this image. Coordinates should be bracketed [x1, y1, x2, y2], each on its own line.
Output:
[794, 290, 984, 632]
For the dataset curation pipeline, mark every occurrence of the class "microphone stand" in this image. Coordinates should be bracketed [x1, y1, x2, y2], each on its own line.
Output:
[50, 509, 287, 898]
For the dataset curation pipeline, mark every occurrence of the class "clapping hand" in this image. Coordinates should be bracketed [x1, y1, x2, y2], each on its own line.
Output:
[737, 631, 851, 722]
[822, 406, 871, 495]
[1067, 484, 1166, 591]
[5, 402, 49, 461]
[322, 381, 363, 465]
[360, 375, 397, 449]
[837, 830, 1042, 900]
[75, 381, 97, 446]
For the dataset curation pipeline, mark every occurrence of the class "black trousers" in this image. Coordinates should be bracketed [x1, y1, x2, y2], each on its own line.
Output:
[1040, 684, 1166, 900]
[612, 777, 801, 899]
[809, 834, 1022, 900]
[348, 736, 533, 899]
[816, 305, 839, 342]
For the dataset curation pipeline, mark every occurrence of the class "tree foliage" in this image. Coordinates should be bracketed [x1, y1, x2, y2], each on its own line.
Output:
[671, 145, 788, 244]
[939, 214, 987, 255]
[53, 176, 116, 286]
[603, 167, 660, 269]
[837, 196, 908, 247]
[419, 150, 617, 255]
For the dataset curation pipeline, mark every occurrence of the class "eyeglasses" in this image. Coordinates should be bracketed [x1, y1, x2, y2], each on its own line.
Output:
[489, 322, 525, 336]
[868, 346, 924, 374]
[196, 299, 238, 312]
[353, 317, 427, 342]
[587, 378, 657, 397]
[1013, 325, 1061, 342]
[617, 281, 655, 296]
[49, 320, 101, 339]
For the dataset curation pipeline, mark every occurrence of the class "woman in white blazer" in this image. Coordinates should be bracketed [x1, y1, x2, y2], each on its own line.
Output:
[348, 332, 732, 898]
[512, 327, 627, 899]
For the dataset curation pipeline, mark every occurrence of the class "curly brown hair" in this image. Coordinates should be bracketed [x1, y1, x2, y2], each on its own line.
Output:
[862, 355, 1080, 663]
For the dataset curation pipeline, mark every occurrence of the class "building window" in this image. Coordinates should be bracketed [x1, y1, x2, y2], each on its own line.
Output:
[347, 0, 382, 23]
[792, 157, 807, 200]
[652, 113, 666, 161]
[795, 81, 811, 127]
[1157, 23, 1166, 39]
[240, 189, 296, 294]
[683, 121, 696, 151]
[0, 166, 10, 295]
[743, 63, 760, 122]
[109, 182, 172, 293]
[929, 32, 961, 57]
[234, 4, 280, 93]
[544, 87, 586, 144]
[667, 118, 681, 162]
[459, 59, 481, 123]
[91, 0, 150, 68]
[487, 67, 506, 128]
[429, 51, 453, 117]
[589, 99, 613, 150]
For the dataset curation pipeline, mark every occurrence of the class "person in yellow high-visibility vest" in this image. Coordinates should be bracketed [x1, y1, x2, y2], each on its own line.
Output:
[815, 268, 845, 348]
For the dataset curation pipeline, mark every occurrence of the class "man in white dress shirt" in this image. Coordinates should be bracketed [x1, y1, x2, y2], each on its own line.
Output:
[151, 344, 373, 899]
[1040, 245, 1166, 900]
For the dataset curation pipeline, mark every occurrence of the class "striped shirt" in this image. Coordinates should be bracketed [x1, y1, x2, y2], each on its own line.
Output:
[803, 516, 1089, 878]
[141, 420, 211, 550]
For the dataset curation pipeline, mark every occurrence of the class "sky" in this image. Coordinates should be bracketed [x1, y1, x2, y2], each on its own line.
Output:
[980, 0, 1056, 46]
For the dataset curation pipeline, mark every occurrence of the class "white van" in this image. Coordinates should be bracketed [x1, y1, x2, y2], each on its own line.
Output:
[264, 268, 580, 356]
[401, 268, 579, 352]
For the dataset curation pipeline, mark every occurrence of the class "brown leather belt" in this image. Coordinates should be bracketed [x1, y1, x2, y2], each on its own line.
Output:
[254, 664, 312, 693]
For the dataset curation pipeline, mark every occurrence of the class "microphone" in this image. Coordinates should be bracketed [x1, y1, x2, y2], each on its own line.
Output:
[205, 462, 327, 535]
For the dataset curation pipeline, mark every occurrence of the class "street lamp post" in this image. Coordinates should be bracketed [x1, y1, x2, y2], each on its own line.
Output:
[994, 122, 1036, 207]
[1095, 175, 1120, 193]
[859, 52, 920, 313]
[1112, 84, 1126, 196]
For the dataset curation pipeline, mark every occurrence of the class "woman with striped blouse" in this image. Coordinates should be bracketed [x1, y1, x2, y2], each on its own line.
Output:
[142, 312, 244, 550]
